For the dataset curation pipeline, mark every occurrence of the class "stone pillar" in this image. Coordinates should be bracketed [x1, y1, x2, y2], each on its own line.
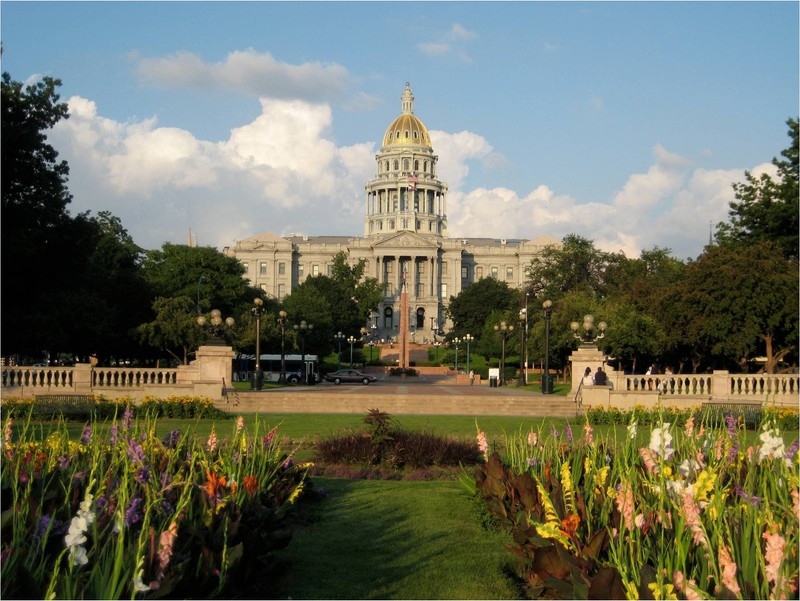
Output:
[398, 270, 410, 369]
[73, 363, 93, 394]
[191, 345, 236, 400]
[568, 344, 609, 394]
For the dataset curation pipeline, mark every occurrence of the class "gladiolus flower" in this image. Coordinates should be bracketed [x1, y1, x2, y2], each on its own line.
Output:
[122, 406, 133, 430]
[80, 423, 92, 445]
[236, 415, 244, 433]
[3, 417, 13, 449]
[564, 423, 573, 443]
[583, 422, 594, 446]
[763, 529, 786, 586]
[718, 544, 741, 595]
[615, 482, 635, 531]
[639, 448, 660, 474]
[476, 431, 489, 459]
[528, 431, 537, 447]
[680, 491, 707, 548]
[648, 423, 674, 460]
[627, 420, 638, 440]
[684, 416, 695, 438]
[758, 428, 785, 463]
[206, 428, 218, 453]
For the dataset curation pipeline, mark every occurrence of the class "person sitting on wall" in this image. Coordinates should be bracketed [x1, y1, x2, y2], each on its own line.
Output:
[582, 367, 594, 386]
[594, 366, 608, 386]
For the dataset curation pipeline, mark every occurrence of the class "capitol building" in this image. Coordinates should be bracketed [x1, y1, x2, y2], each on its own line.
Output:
[223, 83, 560, 341]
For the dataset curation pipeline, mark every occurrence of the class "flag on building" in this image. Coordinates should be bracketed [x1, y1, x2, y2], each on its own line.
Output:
[407, 173, 418, 191]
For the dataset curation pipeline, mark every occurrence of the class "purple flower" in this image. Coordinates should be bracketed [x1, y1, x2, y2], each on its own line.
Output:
[124, 497, 143, 527]
[733, 485, 761, 507]
[727, 444, 739, 464]
[786, 439, 799, 461]
[160, 471, 172, 489]
[550, 426, 560, 439]
[80, 423, 92, 445]
[527, 457, 537, 467]
[725, 414, 737, 439]
[135, 468, 151, 485]
[161, 430, 181, 449]
[123, 406, 133, 430]
[57, 455, 71, 470]
[109, 424, 119, 445]
[565, 423, 573, 443]
[126, 437, 146, 465]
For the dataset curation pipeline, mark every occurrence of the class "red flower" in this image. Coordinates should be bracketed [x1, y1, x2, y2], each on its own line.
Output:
[243, 475, 258, 497]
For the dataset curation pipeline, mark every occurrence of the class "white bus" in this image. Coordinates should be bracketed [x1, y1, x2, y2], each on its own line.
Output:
[234, 353, 320, 384]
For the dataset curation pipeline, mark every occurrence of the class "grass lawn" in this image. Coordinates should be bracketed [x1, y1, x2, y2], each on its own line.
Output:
[265, 477, 520, 600]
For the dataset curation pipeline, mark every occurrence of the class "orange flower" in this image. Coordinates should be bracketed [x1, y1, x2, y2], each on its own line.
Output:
[243, 475, 258, 497]
[203, 470, 227, 498]
[560, 513, 580, 537]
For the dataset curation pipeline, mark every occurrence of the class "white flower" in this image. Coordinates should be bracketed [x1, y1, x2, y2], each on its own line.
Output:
[678, 459, 700, 478]
[666, 479, 688, 498]
[64, 525, 87, 548]
[627, 420, 638, 440]
[69, 545, 88, 567]
[648, 423, 674, 460]
[758, 428, 785, 463]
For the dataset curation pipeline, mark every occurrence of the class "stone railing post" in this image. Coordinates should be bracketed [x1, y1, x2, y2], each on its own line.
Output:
[189, 345, 236, 400]
[568, 343, 608, 394]
[73, 363, 93, 394]
[711, 370, 730, 402]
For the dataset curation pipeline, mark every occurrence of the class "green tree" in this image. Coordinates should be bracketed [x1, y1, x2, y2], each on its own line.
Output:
[142, 243, 252, 315]
[137, 297, 208, 365]
[659, 242, 798, 373]
[446, 277, 518, 342]
[716, 117, 799, 259]
[525, 235, 612, 300]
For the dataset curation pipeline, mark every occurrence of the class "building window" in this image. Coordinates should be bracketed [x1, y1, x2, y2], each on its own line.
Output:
[278, 284, 285, 299]
[259, 262, 267, 275]
[278, 262, 286, 276]
[393, 159, 399, 170]
[327, 264, 333, 276]
[298, 264, 304, 278]
[491, 267, 498, 279]
[441, 262, 447, 275]
[312, 264, 320, 276]
[413, 131, 418, 139]
[242, 262, 249, 272]
[417, 262, 425, 275]
[477, 267, 483, 279]
[416, 283, 424, 297]
[440, 284, 447, 298]
[414, 160, 419, 170]
[384, 306, 393, 328]
[461, 266, 468, 279]
[424, 161, 429, 173]
[389, 219, 395, 229]
[506, 267, 514, 280]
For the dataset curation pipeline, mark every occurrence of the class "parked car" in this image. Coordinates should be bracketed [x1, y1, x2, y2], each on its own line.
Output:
[324, 369, 377, 385]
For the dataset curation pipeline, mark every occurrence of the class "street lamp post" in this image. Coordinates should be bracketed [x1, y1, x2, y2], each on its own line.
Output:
[347, 335, 356, 366]
[453, 338, 461, 374]
[196, 309, 235, 346]
[277, 310, 287, 383]
[570, 314, 607, 344]
[525, 292, 529, 383]
[494, 321, 514, 386]
[334, 331, 345, 371]
[293, 320, 313, 384]
[463, 334, 473, 378]
[518, 309, 527, 387]
[369, 340, 375, 362]
[433, 340, 441, 364]
[542, 300, 553, 394]
[252, 298, 265, 390]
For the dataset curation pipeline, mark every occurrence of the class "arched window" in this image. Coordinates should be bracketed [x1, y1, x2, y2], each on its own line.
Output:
[403, 158, 409, 170]
[393, 160, 399, 171]
[414, 160, 419, 171]
[413, 131, 418, 139]
[384, 306, 393, 328]
[424, 161, 428, 173]
[404, 130, 409, 139]
[385, 160, 390, 171]
[416, 307, 425, 329]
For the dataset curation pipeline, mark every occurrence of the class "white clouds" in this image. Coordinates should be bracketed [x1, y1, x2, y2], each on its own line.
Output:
[50, 89, 749, 260]
[134, 49, 351, 103]
[417, 23, 478, 62]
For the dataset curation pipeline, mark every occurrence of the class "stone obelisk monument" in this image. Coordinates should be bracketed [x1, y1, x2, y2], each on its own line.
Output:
[398, 266, 410, 369]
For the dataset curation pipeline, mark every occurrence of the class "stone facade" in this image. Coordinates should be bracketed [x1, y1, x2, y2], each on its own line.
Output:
[223, 83, 561, 340]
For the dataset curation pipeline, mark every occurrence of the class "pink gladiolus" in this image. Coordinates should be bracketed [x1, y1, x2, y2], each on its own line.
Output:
[681, 491, 708, 548]
[638, 447, 660, 474]
[583, 422, 594, 447]
[763, 529, 786, 589]
[477, 431, 489, 458]
[615, 482, 635, 531]
[792, 489, 799, 521]
[157, 521, 179, 577]
[236, 415, 244, 434]
[3, 418, 12, 449]
[684, 416, 695, 438]
[206, 428, 218, 453]
[674, 571, 702, 601]
[719, 544, 741, 595]
[528, 431, 537, 447]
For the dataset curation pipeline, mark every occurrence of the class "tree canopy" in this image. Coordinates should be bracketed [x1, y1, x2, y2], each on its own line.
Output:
[446, 277, 519, 342]
[716, 117, 799, 259]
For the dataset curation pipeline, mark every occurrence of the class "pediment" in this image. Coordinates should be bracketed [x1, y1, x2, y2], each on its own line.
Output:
[371, 231, 440, 250]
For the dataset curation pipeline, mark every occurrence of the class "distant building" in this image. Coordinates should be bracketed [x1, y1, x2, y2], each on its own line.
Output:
[224, 83, 560, 340]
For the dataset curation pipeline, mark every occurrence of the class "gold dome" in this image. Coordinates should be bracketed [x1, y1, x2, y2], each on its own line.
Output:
[382, 83, 432, 148]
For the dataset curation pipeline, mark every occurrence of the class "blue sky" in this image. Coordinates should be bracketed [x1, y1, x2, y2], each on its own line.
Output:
[2, 1, 797, 259]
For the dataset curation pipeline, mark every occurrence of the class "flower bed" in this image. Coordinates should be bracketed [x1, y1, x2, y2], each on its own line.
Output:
[0, 409, 310, 599]
[469, 413, 799, 599]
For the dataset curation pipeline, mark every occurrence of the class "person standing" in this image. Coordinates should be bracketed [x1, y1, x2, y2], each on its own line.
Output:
[469, 369, 475, 386]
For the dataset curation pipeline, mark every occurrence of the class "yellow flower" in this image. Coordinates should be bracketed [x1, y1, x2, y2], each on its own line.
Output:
[647, 582, 678, 600]
[694, 467, 717, 504]
[561, 461, 576, 515]
[287, 481, 305, 504]
[662, 466, 673, 477]
[534, 521, 571, 549]
[594, 466, 610, 490]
